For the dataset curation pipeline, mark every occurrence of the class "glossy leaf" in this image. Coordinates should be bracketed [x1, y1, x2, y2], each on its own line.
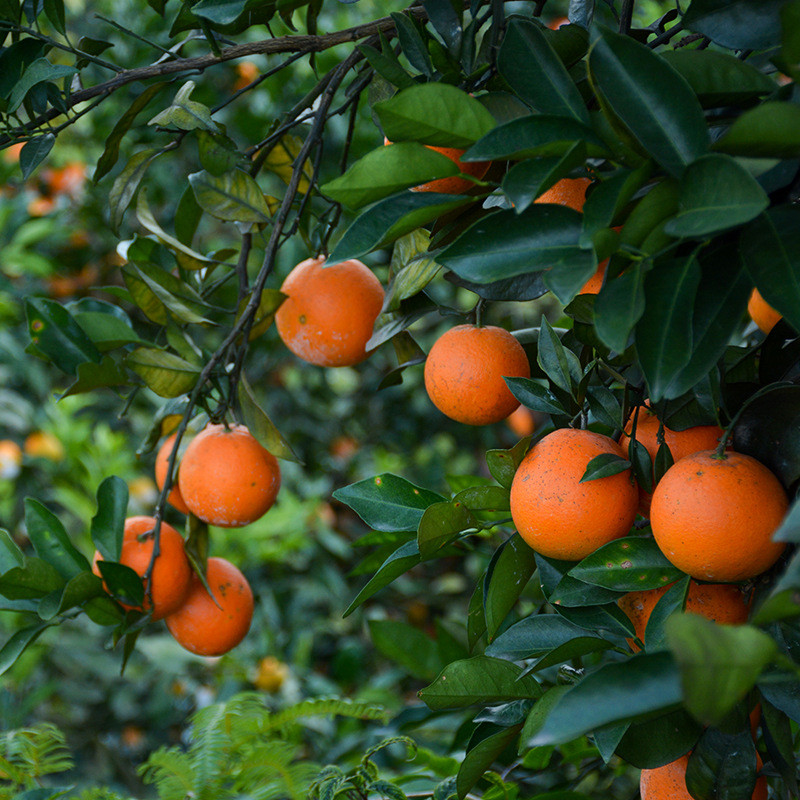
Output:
[666, 615, 777, 726]
[683, 0, 785, 50]
[486, 613, 601, 661]
[19, 133, 54, 179]
[486, 437, 530, 489]
[569, 537, 682, 591]
[537, 316, 582, 394]
[60, 355, 129, 399]
[333, 474, 445, 532]
[420, 656, 542, 710]
[390, 11, 433, 76]
[498, 17, 589, 123]
[457, 724, 523, 800]
[126, 347, 200, 398]
[530, 651, 683, 745]
[464, 114, 605, 162]
[96, 561, 145, 607]
[685, 727, 759, 800]
[238, 373, 301, 463]
[375, 83, 496, 147]
[594, 263, 647, 353]
[189, 168, 271, 223]
[91, 476, 127, 563]
[579, 453, 630, 482]
[321, 144, 460, 210]
[588, 27, 709, 176]
[505, 377, 567, 416]
[635, 256, 701, 402]
[615, 709, 702, 769]
[328, 192, 471, 265]
[0, 531, 24, 574]
[25, 297, 102, 375]
[74, 311, 146, 351]
[345, 539, 421, 616]
[24, 499, 89, 579]
[38, 571, 105, 620]
[8, 58, 76, 112]
[484, 534, 537, 640]
[109, 148, 161, 231]
[417, 499, 475, 559]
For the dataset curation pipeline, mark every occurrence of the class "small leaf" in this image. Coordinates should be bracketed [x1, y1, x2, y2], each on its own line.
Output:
[237, 373, 301, 463]
[91, 476, 128, 563]
[714, 102, 800, 159]
[149, 81, 221, 132]
[8, 58, 76, 112]
[505, 377, 567, 416]
[19, 133, 55, 179]
[38, 571, 105, 620]
[537, 316, 582, 395]
[579, 453, 631, 482]
[417, 499, 475, 559]
[24, 499, 90, 579]
[486, 437, 530, 489]
[484, 534, 538, 640]
[0, 623, 52, 677]
[344, 540, 421, 616]
[0, 558, 65, 600]
[126, 347, 200, 398]
[189, 168, 272, 223]
[109, 149, 161, 232]
[0, 531, 24, 574]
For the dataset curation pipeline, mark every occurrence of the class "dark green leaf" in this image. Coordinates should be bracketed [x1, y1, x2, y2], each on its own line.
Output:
[683, 0, 786, 50]
[421, 0, 461, 51]
[615, 709, 702, 768]
[530, 651, 682, 745]
[486, 613, 601, 661]
[0, 530, 24, 574]
[333, 474, 445, 532]
[238, 373, 301, 463]
[96, 561, 144, 607]
[358, 42, 415, 90]
[59, 355, 128, 398]
[369, 619, 442, 681]
[43, 0, 65, 33]
[685, 727, 759, 800]
[37, 571, 105, 620]
[579, 453, 631, 482]
[665, 154, 768, 238]
[486, 436, 530, 489]
[506, 377, 567, 416]
[90, 476, 128, 563]
[537, 316, 582, 394]
[192, 0, 248, 24]
[457, 724, 523, 799]
[420, 656, 542, 710]
[24, 499, 89, 579]
[569, 537, 683, 591]
[498, 17, 589, 123]
[715, 102, 800, 158]
[8, 58, 77, 112]
[19, 133, 54, 179]
[417, 499, 475, 559]
[0, 558, 64, 600]
[74, 311, 146, 351]
[666, 615, 777, 726]
[588, 27, 709, 176]
[109, 149, 161, 232]
[345, 540, 421, 616]
[484, 534, 537, 640]
[390, 11, 433, 76]
[0, 623, 51, 677]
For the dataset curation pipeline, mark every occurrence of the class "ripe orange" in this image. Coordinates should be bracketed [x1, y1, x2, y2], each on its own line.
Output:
[275, 256, 384, 367]
[424, 324, 531, 425]
[412, 146, 490, 194]
[747, 288, 782, 334]
[166, 557, 254, 656]
[640, 753, 767, 800]
[506, 405, 537, 438]
[650, 451, 788, 582]
[92, 516, 192, 620]
[618, 407, 724, 514]
[509, 428, 638, 560]
[253, 656, 288, 692]
[618, 581, 750, 652]
[578, 258, 608, 295]
[535, 177, 592, 211]
[178, 423, 281, 528]
[23, 431, 65, 461]
[155, 433, 191, 514]
[0, 440, 22, 480]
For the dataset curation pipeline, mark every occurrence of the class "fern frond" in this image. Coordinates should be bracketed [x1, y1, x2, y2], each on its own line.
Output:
[247, 762, 319, 800]
[72, 789, 134, 800]
[187, 699, 232, 798]
[261, 697, 388, 736]
[362, 737, 416, 767]
[369, 779, 408, 800]
[138, 746, 195, 800]
[231, 741, 313, 800]
[1, 723, 73, 781]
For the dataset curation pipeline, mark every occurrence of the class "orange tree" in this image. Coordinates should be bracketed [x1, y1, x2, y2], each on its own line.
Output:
[2, 0, 800, 797]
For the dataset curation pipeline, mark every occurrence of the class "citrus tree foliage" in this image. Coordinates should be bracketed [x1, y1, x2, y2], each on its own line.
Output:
[2, 0, 800, 797]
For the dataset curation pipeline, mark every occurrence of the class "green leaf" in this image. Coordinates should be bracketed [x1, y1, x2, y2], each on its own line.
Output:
[714, 102, 800, 159]
[661, 50, 776, 107]
[8, 58, 76, 112]
[484, 534, 538, 640]
[457, 724, 523, 800]
[486, 613, 593, 661]
[0, 623, 52, 677]
[109, 148, 161, 232]
[740, 206, 800, 333]
[635, 256, 701, 402]
[94, 83, 167, 182]
[384, 230, 441, 310]
[24, 499, 90, 579]
[125, 261, 211, 324]
[683, 0, 785, 50]
[390, 11, 433, 76]
[73, 311, 146, 351]
[665, 615, 777, 726]
[502, 143, 587, 214]
[464, 114, 606, 162]
[25, 297, 102, 375]
[486, 437, 530, 489]
[664, 154, 768, 238]
[569, 537, 683, 591]
[594, 264, 647, 352]
[375, 83, 496, 148]
[96, 560, 144, 607]
[60, 355, 129, 398]
[344, 540, 421, 616]
[530, 651, 683, 745]
[437, 205, 594, 291]
[537, 316, 582, 394]
[369, 619, 442, 681]
[188, 168, 272, 223]
[328, 192, 471, 265]
[237, 372, 301, 463]
[588, 27, 709, 176]
[615, 709, 702, 769]
[0, 558, 64, 600]
[505, 377, 567, 416]
[333, 474, 445, 532]
[520, 685, 571, 752]
[19, 133, 54, 179]
[453, 485, 510, 512]
[420, 656, 542, 710]
[321, 144, 460, 210]
[37, 571, 105, 620]
[498, 18, 589, 123]
[685, 726, 759, 800]
[579, 453, 631, 482]
[358, 42, 415, 90]
[90, 476, 128, 563]
[0, 530, 24, 574]
[126, 347, 200, 398]
[193, 0, 248, 25]
[149, 81, 221, 132]
[417, 499, 475, 559]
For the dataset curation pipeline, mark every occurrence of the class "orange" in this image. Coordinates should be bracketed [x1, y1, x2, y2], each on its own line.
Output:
[412, 146, 490, 194]
[275, 256, 384, 367]
[509, 428, 638, 560]
[253, 656, 288, 692]
[155, 433, 191, 514]
[2, 142, 23, 163]
[535, 177, 592, 211]
[579, 259, 607, 294]
[506, 405, 537, 438]
[618, 407, 724, 514]
[0, 440, 22, 480]
[166, 557, 254, 656]
[43, 161, 85, 197]
[618, 581, 750, 652]
[747, 288, 782, 334]
[641, 753, 767, 800]
[23, 431, 65, 461]
[178, 423, 281, 528]
[234, 60, 259, 90]
[424, 324, 531, 425]
[650, 451, 788, 582]
[548, 16, 570, 29]
[92, 516, 192, 620]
